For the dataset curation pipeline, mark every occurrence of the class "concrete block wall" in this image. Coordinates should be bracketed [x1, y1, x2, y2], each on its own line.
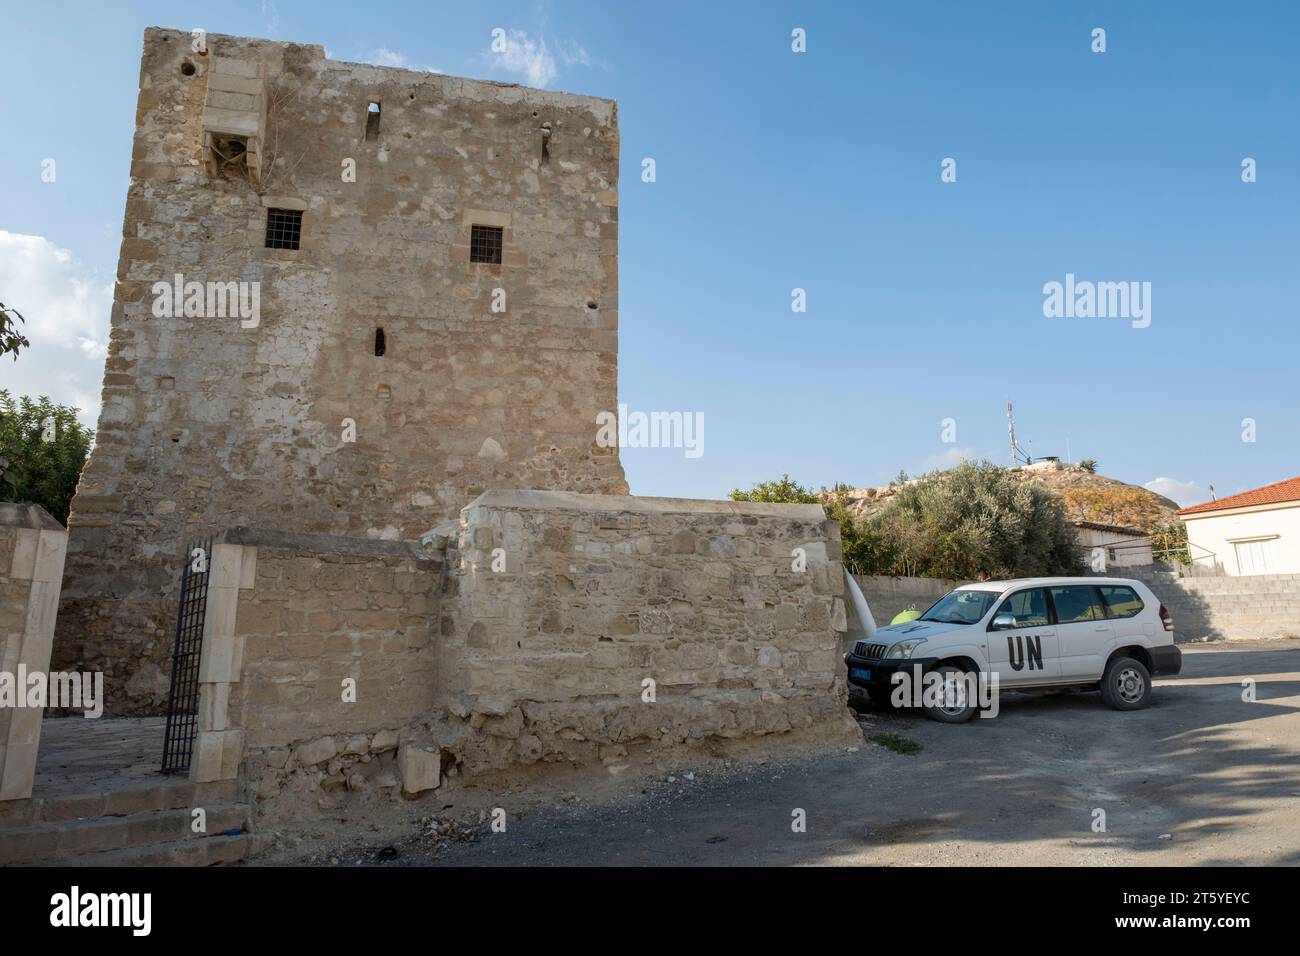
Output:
[436, 490, 855, 773]
[852, 574, 961, 627]
[1116, 566, 1300, 641]
[0, 505, 69, 801]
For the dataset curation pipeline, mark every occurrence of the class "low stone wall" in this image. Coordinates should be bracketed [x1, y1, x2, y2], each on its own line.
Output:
[189, 529, 443, 807]
[0, 505, 69, 801]
[1113, 566, 1300, 641]
[852, 574, 959, 626]
[200, 491, 856, 815]
[435, 491, 854, 774]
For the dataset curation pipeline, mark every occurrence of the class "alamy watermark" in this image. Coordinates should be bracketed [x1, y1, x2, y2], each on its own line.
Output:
[0, 666, 104, 717]
[890, 665, 1001, 718]
[596, 404, 704, 459]
[151, 273, 260, 328]
[1042, 273, 1150, 329]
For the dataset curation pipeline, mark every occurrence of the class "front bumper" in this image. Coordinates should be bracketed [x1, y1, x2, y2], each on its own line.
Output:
[1149, 644, 1182, 677]
[844, 653, 940, 690]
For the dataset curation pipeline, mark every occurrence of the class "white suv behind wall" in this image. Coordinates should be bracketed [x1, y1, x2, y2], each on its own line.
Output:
[844, 577, 1182, 722]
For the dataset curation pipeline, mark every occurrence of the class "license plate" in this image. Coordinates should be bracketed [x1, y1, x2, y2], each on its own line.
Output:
[850, 667, 872, 681]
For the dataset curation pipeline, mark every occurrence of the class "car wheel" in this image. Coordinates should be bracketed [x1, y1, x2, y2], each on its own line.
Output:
[922, 665, 978, 723]
[1099, 657, 1152, 711]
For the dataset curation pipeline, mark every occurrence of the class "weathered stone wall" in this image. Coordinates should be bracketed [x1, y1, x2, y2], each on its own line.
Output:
[435, 491, 854, 774]
[57, 29, 626, 712]
[0, 505, 69, 801]
[188, 529, 442, 806]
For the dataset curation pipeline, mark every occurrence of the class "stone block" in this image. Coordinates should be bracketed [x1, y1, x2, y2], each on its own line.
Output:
[398, 743, 441, 796]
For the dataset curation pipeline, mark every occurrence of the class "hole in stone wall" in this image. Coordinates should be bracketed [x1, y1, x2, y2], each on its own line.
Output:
[181, 61, 196, 76]
[374, 328, 386, 356]
[365, 101, 381, 141]
[587, 300, 598, 310]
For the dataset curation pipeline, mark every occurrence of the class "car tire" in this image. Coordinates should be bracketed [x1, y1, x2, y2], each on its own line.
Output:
[1099, 657, 1152, 711]
[922, 665, 978, 723]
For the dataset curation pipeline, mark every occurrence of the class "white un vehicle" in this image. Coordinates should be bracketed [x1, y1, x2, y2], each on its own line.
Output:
[844, 577, 1181, 723]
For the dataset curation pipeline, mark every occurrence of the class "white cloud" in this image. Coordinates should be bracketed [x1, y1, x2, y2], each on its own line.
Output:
[372, 48, 407, 67]
[489, 30, 557, 88]
[921, 447, 976, 472]
[1144, 477, 1208, 508]
[362, 48, 441, 73]
[0, 231, 112, 428]
[556, 41, 591, 67]
[261, 0, 280, 35]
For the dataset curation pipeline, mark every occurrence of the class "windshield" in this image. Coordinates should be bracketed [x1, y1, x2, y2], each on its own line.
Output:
[919, 589, 1000, 625]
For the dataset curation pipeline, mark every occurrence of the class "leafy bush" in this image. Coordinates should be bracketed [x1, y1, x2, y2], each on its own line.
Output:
[0, 391, 94, 524]
[871, 461, 1083, 579]
[730, 464, 1082, 579]
[728, 474, 821, 504]
[1150, 522, 1190, 566]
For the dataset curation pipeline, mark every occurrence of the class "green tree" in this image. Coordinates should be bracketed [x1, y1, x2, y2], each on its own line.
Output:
[871, 460, 1083, 579]
[0, 391, 94, 524]
[1077, 458, 1098, 473]
[1150, 522, 1190, 566]
[728, 474, 821, 504]
[1, 302, 30, 361]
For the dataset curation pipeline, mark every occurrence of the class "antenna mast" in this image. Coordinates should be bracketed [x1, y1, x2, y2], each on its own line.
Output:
[1007, 401, 1020, 466]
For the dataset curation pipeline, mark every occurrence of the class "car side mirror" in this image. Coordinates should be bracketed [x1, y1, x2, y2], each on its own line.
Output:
[989, 614, 1016, 631]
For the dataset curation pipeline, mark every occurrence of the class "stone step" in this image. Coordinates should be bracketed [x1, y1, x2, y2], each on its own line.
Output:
[34, 777, 241, 824]
[34, 831, 267, 867]
[0, 803, 250, 865]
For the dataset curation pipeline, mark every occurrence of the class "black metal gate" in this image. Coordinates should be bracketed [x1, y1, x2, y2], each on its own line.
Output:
[161, 538, 211, 773]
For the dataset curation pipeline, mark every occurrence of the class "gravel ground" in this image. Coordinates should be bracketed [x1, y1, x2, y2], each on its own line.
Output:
[271, 641, 1300, 866]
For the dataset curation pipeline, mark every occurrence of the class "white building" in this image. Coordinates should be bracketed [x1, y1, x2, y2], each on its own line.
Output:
[1073, 521, 1153, 570]
[1177, 475, 1300, 575]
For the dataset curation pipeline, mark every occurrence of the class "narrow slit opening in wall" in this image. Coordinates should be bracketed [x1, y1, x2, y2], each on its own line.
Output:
[374, 328, 386, 356]
[366, 101, 381, 141]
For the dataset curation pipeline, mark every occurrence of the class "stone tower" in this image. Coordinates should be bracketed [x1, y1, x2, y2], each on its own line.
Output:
[55, 29, 627, 713]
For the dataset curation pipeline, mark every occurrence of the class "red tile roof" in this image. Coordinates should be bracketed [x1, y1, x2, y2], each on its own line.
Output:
[1177, 475, 1300, 516]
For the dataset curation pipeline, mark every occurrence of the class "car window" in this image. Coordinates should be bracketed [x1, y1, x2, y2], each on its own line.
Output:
[992, 588, 1049, 628]
[1097, 585, 1144, 619]
[1049, 585, 1107, 624]
[920, 589, 1000, 625]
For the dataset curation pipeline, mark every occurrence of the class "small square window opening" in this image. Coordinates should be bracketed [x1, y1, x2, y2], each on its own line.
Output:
[470, 224, 504, 265]
[265, 208, 302, 250]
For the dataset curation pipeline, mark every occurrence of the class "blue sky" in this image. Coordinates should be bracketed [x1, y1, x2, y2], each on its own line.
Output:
[2, 1, 1297, 507]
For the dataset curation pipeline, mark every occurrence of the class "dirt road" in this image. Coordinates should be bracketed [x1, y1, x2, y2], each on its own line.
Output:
[307, 642, 1300, 866]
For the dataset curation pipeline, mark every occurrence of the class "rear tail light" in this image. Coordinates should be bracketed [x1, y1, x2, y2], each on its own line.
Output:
[1159, 604, 1174, 632]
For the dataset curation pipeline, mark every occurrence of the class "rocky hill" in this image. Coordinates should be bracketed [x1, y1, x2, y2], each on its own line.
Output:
[830, 461, 1179, 532]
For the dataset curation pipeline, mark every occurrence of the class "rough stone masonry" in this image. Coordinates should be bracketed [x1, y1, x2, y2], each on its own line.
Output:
[48, 30, 856, 808]
[56, 29, 628, 713]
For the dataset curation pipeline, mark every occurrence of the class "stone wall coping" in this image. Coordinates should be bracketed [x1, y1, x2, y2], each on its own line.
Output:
[0, 503, 64, 531]
[460, 489, 828, 521]
[216, 527, 438, 562]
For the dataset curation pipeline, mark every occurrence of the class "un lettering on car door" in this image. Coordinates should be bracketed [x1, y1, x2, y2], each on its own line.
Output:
[986, 587, 1061, 685]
